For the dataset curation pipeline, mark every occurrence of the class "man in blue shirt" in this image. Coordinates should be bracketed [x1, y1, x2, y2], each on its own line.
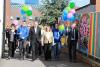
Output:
[17, 21, 29, 60]
[52, 24, 62, 60]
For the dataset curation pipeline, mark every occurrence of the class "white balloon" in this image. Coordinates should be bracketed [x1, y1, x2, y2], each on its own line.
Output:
[29, 6, 32, 10]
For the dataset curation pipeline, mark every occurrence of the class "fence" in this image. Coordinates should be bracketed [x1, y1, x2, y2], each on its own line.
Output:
[76, 12, 100, 60]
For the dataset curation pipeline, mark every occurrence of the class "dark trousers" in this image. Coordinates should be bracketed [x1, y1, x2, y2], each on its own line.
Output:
[53, 42, 61, 59]
[19, 39, 27, 59]
[68, 40, 77, 61]
[31, 41, 42, 60]
[8, 41, 15, 57]
[44, 43, 51, 60]
[28, 45, 32, 54]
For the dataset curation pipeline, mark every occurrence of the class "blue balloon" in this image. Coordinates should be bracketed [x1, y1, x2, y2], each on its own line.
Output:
[62, 15, 67, 21]
[67, 15, 75, 22]
[61, 9, 68, 22]
[21, 9, 26, 15]
[71, 15, 75, 21]
[63, 9, 68, 16]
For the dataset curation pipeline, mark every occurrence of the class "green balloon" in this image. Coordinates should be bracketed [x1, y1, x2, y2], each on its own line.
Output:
[66, 7, 71, 12]
[69, 2, 75, 9]
[26, 10, 32, 16]
[22, 5, 29, 12]
[65, 7, 69, 13]
[59, 24, 65, 31]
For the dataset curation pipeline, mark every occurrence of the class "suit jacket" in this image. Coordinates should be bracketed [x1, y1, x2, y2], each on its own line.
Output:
[43, 31, 54, 44]
[67, 28, 78, 44]
[29, 26, 41, 43]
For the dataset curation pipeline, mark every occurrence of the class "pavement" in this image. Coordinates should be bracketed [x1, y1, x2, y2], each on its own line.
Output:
[0, 58, 91, 67]
[0, 43, 91, 67]
[0, 52, 91, 67]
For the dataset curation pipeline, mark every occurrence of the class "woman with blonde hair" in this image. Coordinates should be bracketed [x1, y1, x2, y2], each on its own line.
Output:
[42, 25, 54, 60]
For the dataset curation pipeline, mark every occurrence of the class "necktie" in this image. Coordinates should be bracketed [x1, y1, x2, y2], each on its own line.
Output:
[74, 29, 75, 40]
[71, 29, 75, 40]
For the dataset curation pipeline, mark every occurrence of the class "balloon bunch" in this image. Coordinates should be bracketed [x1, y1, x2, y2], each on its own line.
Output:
[62, 2, 76, 22]
[20, 5, 32, 16]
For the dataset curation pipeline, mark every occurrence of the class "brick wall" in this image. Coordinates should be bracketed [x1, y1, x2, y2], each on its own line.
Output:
[5, 0, 42, 28]
[5, 0, 11, 27]
[96, 0, 100, 12]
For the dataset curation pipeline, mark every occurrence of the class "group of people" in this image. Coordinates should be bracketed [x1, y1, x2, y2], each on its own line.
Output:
[5, 20, 79, 63]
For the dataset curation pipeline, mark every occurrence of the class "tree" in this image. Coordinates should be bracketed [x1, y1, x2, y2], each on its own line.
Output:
[40, 0, 68, 23]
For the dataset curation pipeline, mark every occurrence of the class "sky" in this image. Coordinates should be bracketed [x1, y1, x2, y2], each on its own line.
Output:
[11, 0, 42, 5]
[11, 0, 25, 4]
[11, 0, 90, 7]
[70, 0, 90, 8]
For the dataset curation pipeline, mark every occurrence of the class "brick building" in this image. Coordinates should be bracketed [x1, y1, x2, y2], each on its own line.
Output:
[5, 0, 42, 27]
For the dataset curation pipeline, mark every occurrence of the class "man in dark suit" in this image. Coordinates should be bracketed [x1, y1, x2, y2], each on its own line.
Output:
[68, 23, 78, 62]
[29, 21, 41, 60]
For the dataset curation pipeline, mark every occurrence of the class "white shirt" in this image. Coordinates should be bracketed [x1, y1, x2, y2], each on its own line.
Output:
[71, 29, 75, 40]
[34, 27, 37, 34]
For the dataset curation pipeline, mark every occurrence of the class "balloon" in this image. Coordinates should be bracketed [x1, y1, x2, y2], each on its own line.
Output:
[21, 9, 26, 15]
[63, 9, 68, 16]
[62, 10, 67, 20]
[12, 20, 19, 26]
[29, 6, 32, 10]
[70, 9, 75, 14]
[26, 10, 32, 16]
[65, 7, 71, 12]
[67, 13, 73, 18]
[29, 16, 33, 20]
[71, 23, 76, 29]
[62, 15, 67, 21]
[70, 15, 75, 21]
[59, 24, 65, 31]
[64, 7, 68, 13]
[69, 2, 75, 9]
[10, 16, 13, 20]
[67, 15, 75, 22]
[22, 5, 29, 12]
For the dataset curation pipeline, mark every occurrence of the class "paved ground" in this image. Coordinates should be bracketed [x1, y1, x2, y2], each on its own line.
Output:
[0, 44, 91, 67]
[0, 52, 91, 67]
[0, 58, 91, 67]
